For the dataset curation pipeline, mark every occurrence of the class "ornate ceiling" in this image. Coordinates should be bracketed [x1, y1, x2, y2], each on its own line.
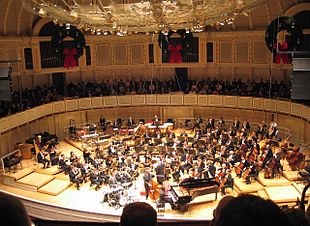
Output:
[0, 0, 307, 36]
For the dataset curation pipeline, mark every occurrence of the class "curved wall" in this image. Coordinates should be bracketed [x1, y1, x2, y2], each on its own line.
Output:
[0, 94, 309, 157]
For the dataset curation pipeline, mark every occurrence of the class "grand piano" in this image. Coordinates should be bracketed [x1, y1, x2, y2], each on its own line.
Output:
[170, 177, 219, 210]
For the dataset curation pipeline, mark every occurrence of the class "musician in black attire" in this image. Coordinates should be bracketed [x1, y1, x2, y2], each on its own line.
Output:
[155, 158, 165, 184]
[68, 166, 83, 190]
[204, 160, 216, 179]
[37, 149, 50, 168]
[99, 116, 106, 131]
[127, 117, 134, 128]
[143, 169, 152, 200]
[58, 154, 70, 174]
[245, 163, 259, 184]
[193, 117, 202, 130]
[89, 169, 102, 190]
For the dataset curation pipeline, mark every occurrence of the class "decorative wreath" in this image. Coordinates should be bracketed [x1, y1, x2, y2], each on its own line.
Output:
[51, 25, 86, 59]
[265, 16, 303, 53]
[158, 29, 193, 52]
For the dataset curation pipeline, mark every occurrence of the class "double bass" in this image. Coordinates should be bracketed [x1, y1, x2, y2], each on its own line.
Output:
[148, 177, 160, 201]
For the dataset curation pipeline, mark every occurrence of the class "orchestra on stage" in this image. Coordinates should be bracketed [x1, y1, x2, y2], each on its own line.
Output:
[30, 116, 305, 211]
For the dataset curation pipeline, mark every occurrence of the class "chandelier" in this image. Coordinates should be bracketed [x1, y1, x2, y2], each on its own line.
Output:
[22, 0, 264, 36]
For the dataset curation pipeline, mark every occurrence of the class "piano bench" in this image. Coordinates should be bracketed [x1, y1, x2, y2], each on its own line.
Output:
[156, 201, 165, 212]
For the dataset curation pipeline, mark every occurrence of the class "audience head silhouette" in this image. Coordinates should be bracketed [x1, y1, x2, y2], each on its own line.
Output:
[213, 194, 292, 226]
[282, 207, 309, 226]
[0, 191, 31, 226]
[120, 202, 157, 226]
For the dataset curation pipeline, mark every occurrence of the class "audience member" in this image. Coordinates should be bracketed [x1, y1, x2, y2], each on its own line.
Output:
[213, 194, 292, 226]
[0, 191, 31, 226]
[282, 207, 310, 226]
[120, 202, 157, 226]
[209, 195, 234, 226]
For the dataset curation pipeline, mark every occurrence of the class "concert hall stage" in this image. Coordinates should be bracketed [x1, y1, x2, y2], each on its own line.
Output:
[0, 139, 308, 223]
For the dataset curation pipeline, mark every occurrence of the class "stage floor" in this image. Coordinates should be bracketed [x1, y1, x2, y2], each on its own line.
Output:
[0, 140, 308, 222]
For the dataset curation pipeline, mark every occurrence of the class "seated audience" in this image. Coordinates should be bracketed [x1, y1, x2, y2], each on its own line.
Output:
[120, 202, 157, 226]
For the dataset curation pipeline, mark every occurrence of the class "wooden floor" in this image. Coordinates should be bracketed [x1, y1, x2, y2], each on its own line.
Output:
[0, 140, 309, 221]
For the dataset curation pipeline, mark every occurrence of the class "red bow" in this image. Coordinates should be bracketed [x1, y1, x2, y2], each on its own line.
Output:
[64, 48, 77, 69]
[169, 44, 183, 63]
[273, 42, 290, 64]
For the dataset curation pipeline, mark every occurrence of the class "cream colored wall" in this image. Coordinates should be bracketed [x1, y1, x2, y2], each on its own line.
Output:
[0, 29, 292, 90]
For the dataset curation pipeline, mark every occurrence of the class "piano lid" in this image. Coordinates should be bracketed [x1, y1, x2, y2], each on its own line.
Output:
[179, 177, 219, 189]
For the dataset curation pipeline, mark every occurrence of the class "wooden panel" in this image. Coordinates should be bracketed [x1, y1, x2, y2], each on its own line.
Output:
[238, 97, 253, 109]
[113, 44, 128, 65]
[146, 95, 157, 105]
[223, 96, 237, 108]
[103, 96, 117, 107]
[184, 95, 197, 105]
[220, 42, 232, 63]
[170, 95, 183, 105]
[27, 108, 37, 122]
[53, 102, 66, 113]
[302, 105, 309, 121]
[65, 99, 79, 111]
[44, 104, 53, 115]
[197, 95, 208, 106]
[131, 44, 143, 64]
[264, 99, 276, 112]
[157, 94, 170, 105]
[132, 95, 146, 106]
[253, 41, 267, 64]
[253, 98, 264, 110]
[79, 98, 92, 110]
[117, 96, 132, 106]
[0, 118, 9, 133]
[236, 42, 249, 63]
[36, 106, 46, 118]
[208, 95, 223, 107]
[96, 45, 110, 66]
[277, 100, 290, 114]
[91, 97, 104, 108]
[8, 115, 18, 128]
[17, 111, 28, 125]
[291, 103, 302, 116]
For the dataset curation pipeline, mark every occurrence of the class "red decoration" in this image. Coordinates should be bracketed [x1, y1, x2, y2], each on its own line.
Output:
[64, 48, 77, 69]
[169, 44, 183, 63]
[273, 42, 290, 64]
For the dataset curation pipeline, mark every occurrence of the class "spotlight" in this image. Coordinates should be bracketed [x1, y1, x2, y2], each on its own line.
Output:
[185, 28, 190, 33]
